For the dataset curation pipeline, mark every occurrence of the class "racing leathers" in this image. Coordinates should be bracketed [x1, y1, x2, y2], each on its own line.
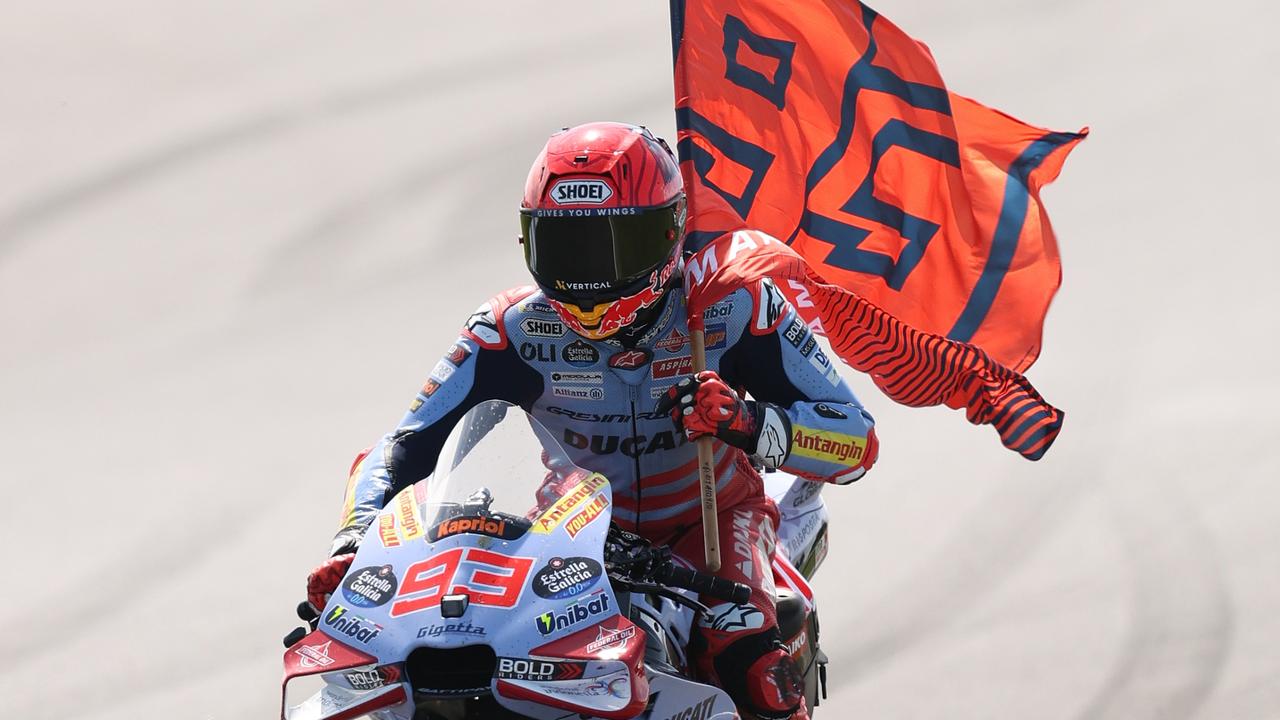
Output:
[331, 277, 878, 718]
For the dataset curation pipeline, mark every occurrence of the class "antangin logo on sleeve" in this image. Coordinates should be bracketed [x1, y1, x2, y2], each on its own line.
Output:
[790, 427, 868, 464]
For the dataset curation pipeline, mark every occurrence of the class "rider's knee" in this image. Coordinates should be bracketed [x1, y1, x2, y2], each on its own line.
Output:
[693, 622, 806, 720]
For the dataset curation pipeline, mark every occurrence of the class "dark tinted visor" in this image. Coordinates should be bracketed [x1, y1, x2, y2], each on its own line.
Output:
[521, 204, 679, 300]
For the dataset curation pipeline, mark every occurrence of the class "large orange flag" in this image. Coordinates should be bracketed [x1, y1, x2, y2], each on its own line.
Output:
[671, 0, 1085, 459]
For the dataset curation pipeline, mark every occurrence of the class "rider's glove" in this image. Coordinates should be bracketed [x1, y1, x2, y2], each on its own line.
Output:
[307, 554, 354, 612]
[305, 525, 366, 612]
[656, 371, 792, 469]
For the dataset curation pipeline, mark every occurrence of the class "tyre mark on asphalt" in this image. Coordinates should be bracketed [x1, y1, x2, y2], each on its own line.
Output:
[0, 507, 287, 720]
[1073, 452, 1234, 719]
[0, 48, 556, 665]
[831, 471, 1085, 687]
[0, 506, 263, 671]
[0, 87, 672, 708]
[0, 36, 634, 261]
[244, 88, 670, 299]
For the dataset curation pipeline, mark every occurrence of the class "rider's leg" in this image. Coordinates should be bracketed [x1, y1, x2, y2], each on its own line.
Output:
[670, 493, 808, 720]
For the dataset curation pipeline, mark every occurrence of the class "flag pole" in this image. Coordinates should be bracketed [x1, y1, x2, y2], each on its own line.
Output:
[671, 0, 719, 572]
[689, 322, 721, 572]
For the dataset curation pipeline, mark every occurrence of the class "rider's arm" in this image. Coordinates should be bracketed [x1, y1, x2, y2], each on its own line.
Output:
[720, 279, 878, 485]
[331, 295, 543, 554]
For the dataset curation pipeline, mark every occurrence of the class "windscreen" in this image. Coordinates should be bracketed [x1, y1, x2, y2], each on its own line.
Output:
[417, 400, 596, 541]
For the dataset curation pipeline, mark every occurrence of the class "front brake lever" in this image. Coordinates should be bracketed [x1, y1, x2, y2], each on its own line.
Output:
[610, 575, 712, 618]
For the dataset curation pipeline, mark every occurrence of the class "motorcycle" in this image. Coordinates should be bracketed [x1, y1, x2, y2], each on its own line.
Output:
[282, 399, 832, 720]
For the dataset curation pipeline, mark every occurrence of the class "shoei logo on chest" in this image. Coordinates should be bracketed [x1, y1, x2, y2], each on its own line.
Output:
[550, 179, 614, 205]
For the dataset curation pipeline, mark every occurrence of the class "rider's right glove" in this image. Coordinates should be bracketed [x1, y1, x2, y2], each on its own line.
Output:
[305, 525, 365, 612]
[656, 371, 792, 469]
[307, 554, 354, 612]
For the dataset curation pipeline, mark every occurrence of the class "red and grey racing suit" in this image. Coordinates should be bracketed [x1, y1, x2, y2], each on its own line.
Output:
[333, 278, 878, 718]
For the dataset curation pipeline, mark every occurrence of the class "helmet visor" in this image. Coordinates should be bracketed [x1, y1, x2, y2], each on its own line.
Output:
[522, 204, 680, 303]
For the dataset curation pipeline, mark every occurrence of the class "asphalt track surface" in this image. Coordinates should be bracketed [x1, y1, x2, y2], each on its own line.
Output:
[1, 2, 1277, 718]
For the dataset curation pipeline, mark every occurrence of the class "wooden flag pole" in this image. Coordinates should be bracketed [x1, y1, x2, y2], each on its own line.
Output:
[689, 326, 721, 572]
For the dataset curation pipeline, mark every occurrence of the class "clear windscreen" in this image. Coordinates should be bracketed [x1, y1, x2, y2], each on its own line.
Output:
[417, 400, 602, 542]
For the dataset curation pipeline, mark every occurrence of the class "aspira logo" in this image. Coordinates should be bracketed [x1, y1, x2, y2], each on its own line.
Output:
[550, 179, 614, 205]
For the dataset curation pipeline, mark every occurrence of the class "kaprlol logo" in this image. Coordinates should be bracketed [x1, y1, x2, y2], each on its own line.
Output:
[550, 179, 614, 205]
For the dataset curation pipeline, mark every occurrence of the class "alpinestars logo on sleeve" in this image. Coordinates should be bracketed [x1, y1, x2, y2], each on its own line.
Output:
[465, 305, 501, 345]
[756, 279, 787, 331]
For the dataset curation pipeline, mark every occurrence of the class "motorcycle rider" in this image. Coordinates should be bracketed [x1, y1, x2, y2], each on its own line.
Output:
[307, 122, 879, 719]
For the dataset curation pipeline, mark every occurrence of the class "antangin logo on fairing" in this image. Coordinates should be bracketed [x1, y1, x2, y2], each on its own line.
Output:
[550, 179, 614, 205]
[532, 474, 610, 533]
[397, 491, 423, 541]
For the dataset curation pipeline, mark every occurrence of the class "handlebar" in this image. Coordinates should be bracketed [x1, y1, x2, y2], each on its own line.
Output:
[605, 522, 751, 606]
[656, 563, 752, 605]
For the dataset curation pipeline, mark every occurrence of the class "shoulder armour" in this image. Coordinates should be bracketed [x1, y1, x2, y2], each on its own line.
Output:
[748, 277, 790, 335]
[461, 285, 538, 350]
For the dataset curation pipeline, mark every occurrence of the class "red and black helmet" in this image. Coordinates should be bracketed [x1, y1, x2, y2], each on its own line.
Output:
[520, 122, 685, 340]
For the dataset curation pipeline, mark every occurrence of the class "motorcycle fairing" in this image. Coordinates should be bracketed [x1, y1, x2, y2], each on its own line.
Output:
[637, 670, 738, 720]
[286, 683, 407, 720]
[281, 629, 406, 720]
[495, 668, 734, 720]
[492, 613, 649, 717]
[311, 463, 644, 719]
